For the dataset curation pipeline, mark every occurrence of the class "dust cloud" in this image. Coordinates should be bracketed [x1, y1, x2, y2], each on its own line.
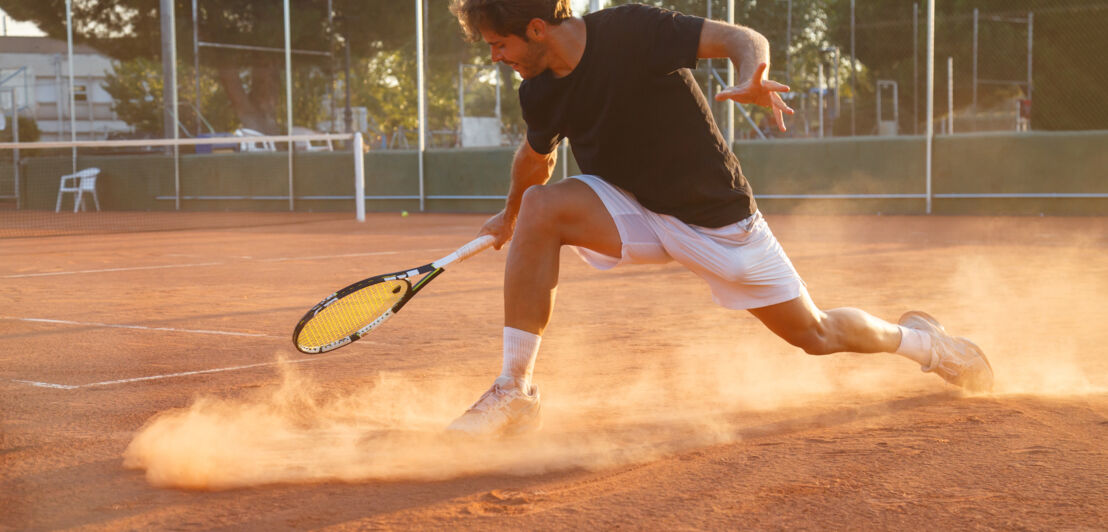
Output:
[945, 248, 1107, 397]
[124, 222, 1106, 490]
[124, 337, 909, 490]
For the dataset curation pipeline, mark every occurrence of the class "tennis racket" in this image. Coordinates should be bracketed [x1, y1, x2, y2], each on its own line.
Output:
[292, 235, 496, 354]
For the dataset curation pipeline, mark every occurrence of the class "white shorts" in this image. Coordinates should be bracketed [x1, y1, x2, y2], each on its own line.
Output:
[570, 174, 806, 310]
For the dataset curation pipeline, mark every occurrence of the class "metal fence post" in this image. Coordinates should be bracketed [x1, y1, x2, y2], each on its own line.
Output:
[355, 132, 365, 222]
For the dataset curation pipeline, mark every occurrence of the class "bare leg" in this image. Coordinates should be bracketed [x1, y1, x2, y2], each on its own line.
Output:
[505, 179, 622, 335]
[747, 291, 995, 391]
[447, 180, 620, 435]
[747, 289, 905, 356]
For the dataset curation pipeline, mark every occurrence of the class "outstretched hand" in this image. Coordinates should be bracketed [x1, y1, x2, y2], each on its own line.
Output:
[714, 62, 795, 132]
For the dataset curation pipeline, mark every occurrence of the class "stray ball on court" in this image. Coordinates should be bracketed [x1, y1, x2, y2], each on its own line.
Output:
[401, 210, 409, 217]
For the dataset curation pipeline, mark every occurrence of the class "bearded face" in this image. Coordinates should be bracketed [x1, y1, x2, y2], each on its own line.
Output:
[480, 27, 550, 80]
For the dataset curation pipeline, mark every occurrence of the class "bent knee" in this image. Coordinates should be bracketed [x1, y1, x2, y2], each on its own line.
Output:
[519, 184, 560, 220]
[515, 185, 576, 242]
[519, 182, 591, 228]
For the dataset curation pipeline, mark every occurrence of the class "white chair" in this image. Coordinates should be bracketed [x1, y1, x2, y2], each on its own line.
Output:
[55, 167, 101, 213]
[292, 126, 333, 152]
[234, 128, 277, 152]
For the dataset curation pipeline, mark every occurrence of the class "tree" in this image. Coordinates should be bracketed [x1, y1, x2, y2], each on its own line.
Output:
[825, 0, 1108, 132]
[0, 115, 40, 143]
[607, 0, 831, 137]
[345, 0, 516, 147]
[600, 1, 1107, 134]
[101, 57, 239, 136]
[606, 0, 829, 80]
[0, 0, 421, 134]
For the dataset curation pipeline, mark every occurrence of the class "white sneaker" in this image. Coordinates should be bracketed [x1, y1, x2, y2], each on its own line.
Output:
[446, 376, 542, 437]
[899, 311, 994, 393]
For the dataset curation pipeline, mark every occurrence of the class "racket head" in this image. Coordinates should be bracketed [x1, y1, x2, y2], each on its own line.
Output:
[293, 276, 412, 354]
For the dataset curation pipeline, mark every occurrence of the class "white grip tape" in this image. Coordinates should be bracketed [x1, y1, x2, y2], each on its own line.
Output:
[433, 235, 496, 268]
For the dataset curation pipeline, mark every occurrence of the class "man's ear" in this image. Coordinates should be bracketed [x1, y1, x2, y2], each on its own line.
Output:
[526, 18, 547, 41]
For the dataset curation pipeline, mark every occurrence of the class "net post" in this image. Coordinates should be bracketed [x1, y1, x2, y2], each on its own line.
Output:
[173, 144, 181, 210]
[354, 132, 365, 222]
[9, 93, 20, 209]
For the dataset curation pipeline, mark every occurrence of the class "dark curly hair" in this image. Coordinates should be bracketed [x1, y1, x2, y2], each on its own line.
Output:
[450, 0, 574, 42]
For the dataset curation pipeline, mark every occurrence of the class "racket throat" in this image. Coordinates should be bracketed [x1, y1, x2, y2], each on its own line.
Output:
[394, 267, 444, 313]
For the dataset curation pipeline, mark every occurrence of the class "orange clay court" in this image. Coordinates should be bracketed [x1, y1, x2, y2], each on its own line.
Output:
[2, 212, 1107, 529]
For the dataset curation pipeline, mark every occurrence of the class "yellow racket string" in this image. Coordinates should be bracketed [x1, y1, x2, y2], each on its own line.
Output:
[297, 280, 408, 349]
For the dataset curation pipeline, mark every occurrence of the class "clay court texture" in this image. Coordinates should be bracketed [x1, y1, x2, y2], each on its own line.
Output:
[2, 211, 1106, 529]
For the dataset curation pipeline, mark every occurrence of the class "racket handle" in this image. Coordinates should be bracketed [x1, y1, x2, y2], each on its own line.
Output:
[434, 234, 496, 267]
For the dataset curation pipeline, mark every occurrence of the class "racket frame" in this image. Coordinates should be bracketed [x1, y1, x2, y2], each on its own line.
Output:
[292, 235, 493, 354]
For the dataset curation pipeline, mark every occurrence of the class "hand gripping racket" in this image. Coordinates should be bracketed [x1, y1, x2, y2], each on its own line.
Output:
[293, 235, 495, 354]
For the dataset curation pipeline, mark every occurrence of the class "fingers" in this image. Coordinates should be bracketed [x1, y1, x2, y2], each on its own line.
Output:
[771, 92, 794, 132]
[479, 209, 510, 249]
[480, 232, 503, 250]
[480, 225, 513, 250]
[715, 63, 796, 132]
[714, 79, 791, 103]
[762, 79, 790, 93]
[752, 62, 768, 84]
[482, 232, 507, 250]
[480, 226, 507, 251]
[772, 92, 795, 116]
[482, 229, 509, 250]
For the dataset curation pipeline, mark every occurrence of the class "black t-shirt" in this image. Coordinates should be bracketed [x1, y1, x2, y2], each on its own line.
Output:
[519, 3, 756, 228]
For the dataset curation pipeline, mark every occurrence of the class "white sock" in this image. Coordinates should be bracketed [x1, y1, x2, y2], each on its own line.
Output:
[895, 325, 936, 369]
[499, 327, 541, 390]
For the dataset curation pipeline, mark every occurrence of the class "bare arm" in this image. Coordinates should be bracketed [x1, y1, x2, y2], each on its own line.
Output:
[697, 19, 770, 90]
[504, 140, 557, 223]
[480, 140, 558, 249]
[697, 19, 794, 131]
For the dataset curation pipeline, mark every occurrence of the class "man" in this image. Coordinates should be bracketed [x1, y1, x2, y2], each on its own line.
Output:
[446, 0, 993, 436]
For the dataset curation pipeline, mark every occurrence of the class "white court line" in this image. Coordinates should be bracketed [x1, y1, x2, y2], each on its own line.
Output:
[259, 250, 405, 262]
[2, 317, 276, 338]
[259, 247, 455, 262]
[12, 353, 352, 390]
[12, 380, 79, 390]
[2, 262, 225, 279]
[2, 314, 374, 390]
[5, 316, 378, 389]
[0, 246, 462, 278]
[3, 244, 461, 389]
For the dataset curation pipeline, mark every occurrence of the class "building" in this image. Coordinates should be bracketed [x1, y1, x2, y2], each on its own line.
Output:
[0, 36, 130, 141]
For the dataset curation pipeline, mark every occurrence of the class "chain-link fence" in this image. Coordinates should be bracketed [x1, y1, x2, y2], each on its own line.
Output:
[3, 0, 1105, 145]
[1, 0, 1105, 234]
[603, 0, 1107, 139]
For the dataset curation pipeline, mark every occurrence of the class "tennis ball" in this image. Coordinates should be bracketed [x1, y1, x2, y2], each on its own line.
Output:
[401, 210, 409, 217]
